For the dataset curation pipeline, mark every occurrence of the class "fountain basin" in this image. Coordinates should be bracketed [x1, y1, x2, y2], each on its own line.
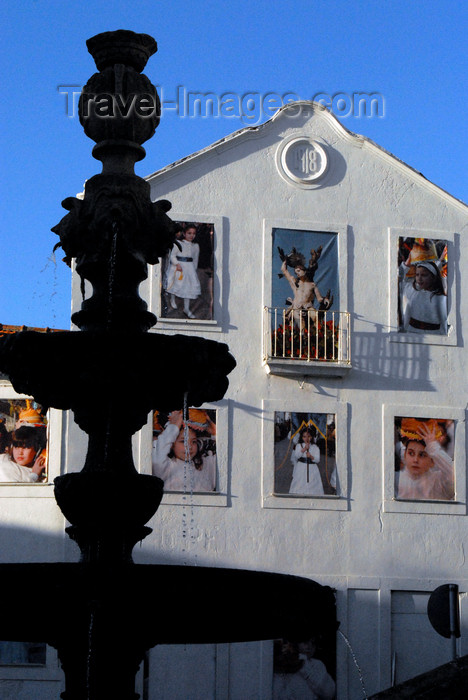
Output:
[0, 562, 336, 645]
[0, 330, 236, 422]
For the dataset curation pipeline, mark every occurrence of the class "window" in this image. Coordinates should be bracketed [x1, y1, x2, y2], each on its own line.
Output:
[0, 387, 62, 493]
[152, 408, 218, 494]
[394, 415, 454, 502]
[0, 642, 46, 666]
[263, 219, 350, 377]
[273, 412, 337, 498]
[263, 399, 348, 511]
[149, 214, 224, 332]
[273, 636, 336, 699]
[397, 235, 448, 335]
[160, 221, 214, 321]
[391, 591, 456, 684]
[0, 399, 48, 484]
[0, 642, 62, 691]
[383, 403, 466, 514]
[138, 401, 228, 507]
[388, 228, 457, 346]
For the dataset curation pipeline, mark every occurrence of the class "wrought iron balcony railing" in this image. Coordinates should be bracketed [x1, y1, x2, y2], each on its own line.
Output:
[263, 307, 351, 374]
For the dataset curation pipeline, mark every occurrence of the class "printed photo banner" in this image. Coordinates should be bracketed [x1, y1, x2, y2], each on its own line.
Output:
[270, 229, 340, 361]
[0, 399, 48, 483]
[274, 411, 337, 497]
[160, 221, 214, 321]
[397, 236, 448, 335]
[394, 416, 455, 501]
[273, 636, 336, 699]
[272, 228, 339, 313]
[152, 408, 217, 493]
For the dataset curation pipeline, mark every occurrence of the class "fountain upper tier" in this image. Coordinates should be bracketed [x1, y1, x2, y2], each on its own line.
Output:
[0, 29, 236, 566]
[0, 329, 236, 436]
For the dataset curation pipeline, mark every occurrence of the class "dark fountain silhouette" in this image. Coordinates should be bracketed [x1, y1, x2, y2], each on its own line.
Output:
[0, 30, 336, 699]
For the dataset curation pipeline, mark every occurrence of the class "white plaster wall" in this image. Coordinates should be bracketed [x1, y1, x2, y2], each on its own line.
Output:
[27, 103, 465, 698]
[0, 395, 67, 564]
[140, 104, 468, 697]
[0, 391, 67, 695]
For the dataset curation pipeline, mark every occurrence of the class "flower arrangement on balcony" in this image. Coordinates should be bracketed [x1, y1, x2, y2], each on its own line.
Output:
[271, 318, 340, 361]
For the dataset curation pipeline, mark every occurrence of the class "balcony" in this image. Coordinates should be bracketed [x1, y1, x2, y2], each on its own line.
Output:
[263, 307, 351, 377]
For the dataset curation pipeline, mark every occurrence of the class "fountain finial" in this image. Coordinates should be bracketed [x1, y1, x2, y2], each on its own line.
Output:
[86, 29, 157, 72]
[52, 29, 172, 333]
[79, 29, 161, 172]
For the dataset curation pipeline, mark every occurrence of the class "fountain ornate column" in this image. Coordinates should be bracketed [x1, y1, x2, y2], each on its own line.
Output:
[0, 30, 336, 700]
[3, 29, 236, 568]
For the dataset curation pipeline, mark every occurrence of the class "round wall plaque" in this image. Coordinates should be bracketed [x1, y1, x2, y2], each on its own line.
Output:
[277, 137, 328, 186]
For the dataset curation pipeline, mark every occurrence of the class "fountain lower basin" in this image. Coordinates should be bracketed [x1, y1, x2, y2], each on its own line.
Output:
[0, 562, 335, 645]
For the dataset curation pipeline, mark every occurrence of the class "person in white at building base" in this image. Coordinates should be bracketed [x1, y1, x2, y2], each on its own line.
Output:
[152, 409, 216, 492]
[395, 418, 454, 500]
[273, 638, 336, 699]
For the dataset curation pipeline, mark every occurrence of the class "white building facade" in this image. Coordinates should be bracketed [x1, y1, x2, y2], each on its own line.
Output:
[1, 102, 468, 698]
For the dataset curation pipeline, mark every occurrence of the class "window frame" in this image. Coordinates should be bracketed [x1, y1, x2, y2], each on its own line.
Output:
[0, 643, 62, 682]
[147, 213, 225, 333]
[0, 385, 62, 496]
[262, 218, 350, 376]
[382, 402, 466, 515]
[138, 401, 229, 507]
[387, 227, 458, 346]
[262, 398, 349, 511]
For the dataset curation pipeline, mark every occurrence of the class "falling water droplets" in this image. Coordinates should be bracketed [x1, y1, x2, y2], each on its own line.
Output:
[181, 392, 197, 566]
[100, 226, 119, 479]
[338, 630, 368, 698]
[30, 250, 60, 328]
[107, 223, 119, 330]
[86, 607, 96, 700]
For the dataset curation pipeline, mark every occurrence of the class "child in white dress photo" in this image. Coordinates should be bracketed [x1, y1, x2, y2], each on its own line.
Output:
[164, 223, 201, 318]
[152, 409, 216, 492]
[289, 426, 324, 496]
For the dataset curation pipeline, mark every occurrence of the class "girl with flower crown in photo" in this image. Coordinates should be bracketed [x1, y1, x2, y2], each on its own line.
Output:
[0, 403, 47, 483]
[395, 418, 454, 501]
[289, 426, 324, 496]
[398, 237, 447, 334]
[152, 409, 216, 492]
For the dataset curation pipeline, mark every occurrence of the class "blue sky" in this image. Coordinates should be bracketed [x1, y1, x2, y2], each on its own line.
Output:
[1, 0, 466, 329]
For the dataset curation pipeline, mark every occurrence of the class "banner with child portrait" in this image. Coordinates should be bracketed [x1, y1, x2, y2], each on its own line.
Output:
[394, 416, 455, 501]
[274, 412, 337, 497]
[152, 408, 217, 492]
[273, 636, 336, 699]
[0, 399, 48, 483]
[397, 236, 448, 334]
[160, 221, 214, 320]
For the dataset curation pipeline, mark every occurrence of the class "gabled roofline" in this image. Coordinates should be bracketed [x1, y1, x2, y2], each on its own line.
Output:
[146, 101, 467, 213]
